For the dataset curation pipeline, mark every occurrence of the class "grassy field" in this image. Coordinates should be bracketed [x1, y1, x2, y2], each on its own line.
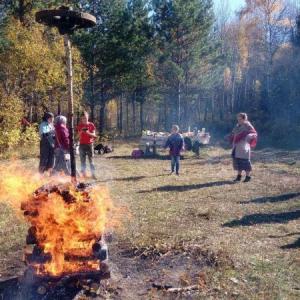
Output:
[0, 142, 299, 299]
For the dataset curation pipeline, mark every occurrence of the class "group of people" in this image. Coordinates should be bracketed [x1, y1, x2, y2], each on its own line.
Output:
[164, 112, 257, 181]
[38, 111, 97, 179]
[39, 110, 256, 181]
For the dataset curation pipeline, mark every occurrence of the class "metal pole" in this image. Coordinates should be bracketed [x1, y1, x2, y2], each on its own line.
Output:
[64, 34, 77, 182]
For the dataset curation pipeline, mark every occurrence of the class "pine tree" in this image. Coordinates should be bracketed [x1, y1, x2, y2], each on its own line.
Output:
[152, 0, 214, 127]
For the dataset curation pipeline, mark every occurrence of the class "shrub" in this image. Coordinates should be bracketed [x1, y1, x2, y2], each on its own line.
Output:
[0, 94, 23, 153]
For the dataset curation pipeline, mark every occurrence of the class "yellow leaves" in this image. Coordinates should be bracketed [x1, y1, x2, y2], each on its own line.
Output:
[238, 23, 249, 71]
[223, 67, 232, 90]
[0, 91, 23, 152]
[0, 16, 87, 117]
[0, 18, 65, 95]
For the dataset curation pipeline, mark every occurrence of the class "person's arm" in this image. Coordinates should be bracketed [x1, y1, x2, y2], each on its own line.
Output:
[86, 124, 97, 138]
[164, 137, 170, 149]
[61, 127, 70, 150]
[86, 130, 97, 138]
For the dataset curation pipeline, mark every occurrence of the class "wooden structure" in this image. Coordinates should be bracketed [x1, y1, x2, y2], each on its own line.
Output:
[36, 7, 96, 181]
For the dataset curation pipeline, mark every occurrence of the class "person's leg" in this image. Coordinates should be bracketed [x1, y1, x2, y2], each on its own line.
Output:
[87, 144, 96, 178]
[170, 156, 175, 173]
[47, 146, 55, 172]
[175, 156, 180, 175]
[39, 140, 46, 173]
[79, 145, 87, 176]
[244, 161, 252, 182]
[62, 151, 71, 176]
[232, 158, 242, 181]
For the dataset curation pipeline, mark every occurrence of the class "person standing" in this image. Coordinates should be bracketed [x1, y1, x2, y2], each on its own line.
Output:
[164, 125, 184, 175]
[39, 112, 55, 174]
[53, 115, 70, 175]
[230, 113, 257, 183]
[77, 112, 97, 179]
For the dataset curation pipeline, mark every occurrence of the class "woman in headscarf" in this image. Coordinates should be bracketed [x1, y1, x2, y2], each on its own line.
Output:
[53, 115, 70, 175]
[39, 112, 55, 174]
[230, 113, 257, 183]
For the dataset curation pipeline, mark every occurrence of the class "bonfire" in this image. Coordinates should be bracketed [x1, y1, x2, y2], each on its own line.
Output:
[0, 165, 113, 299]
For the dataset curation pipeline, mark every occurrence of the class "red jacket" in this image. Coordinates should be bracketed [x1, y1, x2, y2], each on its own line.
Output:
[55, 123, 70, 151]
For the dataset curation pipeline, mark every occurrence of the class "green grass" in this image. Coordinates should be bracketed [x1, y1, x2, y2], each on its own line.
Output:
[0, 143, 299, 299]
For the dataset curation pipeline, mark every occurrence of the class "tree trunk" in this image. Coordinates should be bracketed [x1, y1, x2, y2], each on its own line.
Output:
[177, 81, 181, 125]
[64, 35, 76, 181]
[132, 92, 136, 134]
[140, 100, 144, 132]
[164, 96, 168, 131]
[99, 104, 105, 135]
[196, 94, 201, 122]
[89, 65, 95, 122]
[57, 100, 61, 115]
[231, 72, 236, 113]
[119, 96, 123, 134]
[18, 0, 26, 23]
[29, 104, 33, 123]
[90, 104, 95, 122]
[126, 98, 129, 136]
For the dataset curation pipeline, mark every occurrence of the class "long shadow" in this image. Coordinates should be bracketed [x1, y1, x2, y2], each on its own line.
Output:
[138, 180, 235, 193]
[268, 232, 300, 238]
[94, 174, 166, 184]
[223, 210, 300, 227]
[281, 238, 300, 249]
[240, 192, 300, 204]
[107, 155, 186, 161]
[107, 155, 170, 160]
[268, 232, 300, 250]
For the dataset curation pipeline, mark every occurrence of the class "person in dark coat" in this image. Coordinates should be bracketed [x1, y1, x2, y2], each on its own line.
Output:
[39, 112, 55, 174]
[53, 115, 70, 175]
[164, 125, 184, 175]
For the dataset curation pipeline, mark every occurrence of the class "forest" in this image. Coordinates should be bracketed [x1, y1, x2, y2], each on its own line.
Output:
[0, 0, 300, 151]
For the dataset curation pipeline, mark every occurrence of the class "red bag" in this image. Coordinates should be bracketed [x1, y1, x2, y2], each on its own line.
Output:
[131, 149, 144, 159]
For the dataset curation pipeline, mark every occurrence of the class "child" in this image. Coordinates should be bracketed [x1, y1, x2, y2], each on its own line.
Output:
[164, 125, 184, 175]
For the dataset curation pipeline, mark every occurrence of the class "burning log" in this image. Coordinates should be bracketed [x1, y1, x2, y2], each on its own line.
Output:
[20, 182, 111, 278]
[26, 226, 37, 244]
[92, 240, 108, 261]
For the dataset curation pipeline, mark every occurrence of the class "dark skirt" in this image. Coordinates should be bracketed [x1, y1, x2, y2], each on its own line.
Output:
[53, 148, 70, 175]
[233, 157, 252, 172]
[39, 137, 54, 173]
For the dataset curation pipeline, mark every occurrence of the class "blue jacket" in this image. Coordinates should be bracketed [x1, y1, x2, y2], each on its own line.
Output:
[165, 133, 184, 156]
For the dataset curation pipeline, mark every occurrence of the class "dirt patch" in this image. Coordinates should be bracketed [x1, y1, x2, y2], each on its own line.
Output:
[98, 242, 234, 299]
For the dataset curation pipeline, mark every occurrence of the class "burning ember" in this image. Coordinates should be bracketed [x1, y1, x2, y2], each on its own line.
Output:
[22, 182, 109, 277]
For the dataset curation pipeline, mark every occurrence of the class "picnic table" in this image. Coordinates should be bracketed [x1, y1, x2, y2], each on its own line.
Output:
[139, 129, 210, 155]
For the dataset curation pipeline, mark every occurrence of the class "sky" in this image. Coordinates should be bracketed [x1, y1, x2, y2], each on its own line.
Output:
[214, 0, 245, 16]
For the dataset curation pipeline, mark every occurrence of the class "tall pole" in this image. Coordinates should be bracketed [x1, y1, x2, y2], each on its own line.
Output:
[64, 34, 77, 182]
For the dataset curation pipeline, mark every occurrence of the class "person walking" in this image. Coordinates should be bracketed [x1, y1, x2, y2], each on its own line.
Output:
[77, 112, 97, 179]
[164, 125, 184, 175]
[53, 115, 70, 175]
[230, 113, 257, 183]
[39, 112, 55, 174]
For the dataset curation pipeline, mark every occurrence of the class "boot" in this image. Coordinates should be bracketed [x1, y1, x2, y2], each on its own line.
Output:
[234, 174, 242, 182]
[243, 176, 251, 183]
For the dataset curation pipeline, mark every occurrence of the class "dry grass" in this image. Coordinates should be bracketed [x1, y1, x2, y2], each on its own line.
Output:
[0, 142, 299, 299]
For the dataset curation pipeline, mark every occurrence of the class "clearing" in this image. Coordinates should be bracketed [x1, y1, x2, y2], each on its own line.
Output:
[0, 142, 299, 299]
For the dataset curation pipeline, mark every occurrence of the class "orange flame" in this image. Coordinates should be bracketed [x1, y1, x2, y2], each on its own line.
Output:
[0, 162, 113, 276]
